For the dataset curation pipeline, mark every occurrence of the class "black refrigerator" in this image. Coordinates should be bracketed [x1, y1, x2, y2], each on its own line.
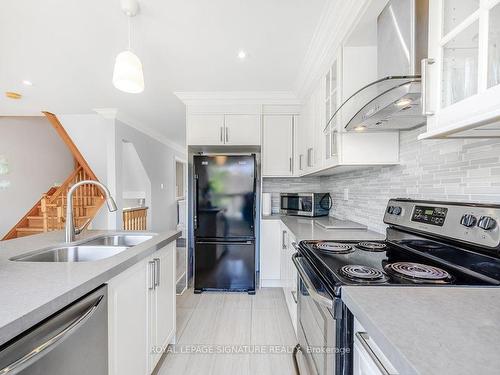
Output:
[193, 155, 256, 294]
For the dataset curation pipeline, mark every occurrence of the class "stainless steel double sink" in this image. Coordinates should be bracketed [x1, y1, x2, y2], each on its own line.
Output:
[10, 234, 155, 263]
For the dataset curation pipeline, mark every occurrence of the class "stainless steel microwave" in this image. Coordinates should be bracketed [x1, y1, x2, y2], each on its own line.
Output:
[280, 193, 331, 217]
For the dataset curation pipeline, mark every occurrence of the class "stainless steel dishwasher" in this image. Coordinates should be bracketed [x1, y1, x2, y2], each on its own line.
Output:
[0, 285, 107, 374]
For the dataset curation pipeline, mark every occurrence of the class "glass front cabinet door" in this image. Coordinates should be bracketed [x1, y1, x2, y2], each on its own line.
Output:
[421, 0, 500, 138]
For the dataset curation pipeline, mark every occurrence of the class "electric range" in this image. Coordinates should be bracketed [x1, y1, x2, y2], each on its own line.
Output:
[292, 199, 500, 375]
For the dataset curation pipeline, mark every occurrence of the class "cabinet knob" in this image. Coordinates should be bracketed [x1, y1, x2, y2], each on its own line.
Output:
[477, 216, 497, 231]
[460, 214, 477, 228]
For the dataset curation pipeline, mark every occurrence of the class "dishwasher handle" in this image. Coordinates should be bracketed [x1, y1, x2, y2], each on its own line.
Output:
[0, 295, 104, 375]
[292, 253, 334, 309]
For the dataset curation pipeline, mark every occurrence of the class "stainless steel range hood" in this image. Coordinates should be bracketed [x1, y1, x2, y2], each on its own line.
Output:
[329, 0, 429, 132]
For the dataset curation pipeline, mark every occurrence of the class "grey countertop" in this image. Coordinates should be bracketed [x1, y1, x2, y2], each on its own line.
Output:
[262, 215, 385, 241]
[0, 229, 180, 346]
[342, 286, 500, 375]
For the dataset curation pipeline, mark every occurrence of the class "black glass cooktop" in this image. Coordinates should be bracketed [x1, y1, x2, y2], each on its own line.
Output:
[299, 239, 500, 293]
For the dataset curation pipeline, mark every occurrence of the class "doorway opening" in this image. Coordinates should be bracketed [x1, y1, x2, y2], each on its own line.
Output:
[121, 140, 151, 230]
[175, 157, 187, 294]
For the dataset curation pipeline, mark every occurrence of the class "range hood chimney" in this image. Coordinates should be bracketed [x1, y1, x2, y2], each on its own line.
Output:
[328, 0, 429, 132]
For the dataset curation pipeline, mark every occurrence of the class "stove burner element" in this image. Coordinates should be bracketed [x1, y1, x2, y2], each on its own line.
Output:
[339, 265, 387, 282]
[356, 242, 387, 252]
[315, 242, 354, 254]
[384, 262, 453, 283]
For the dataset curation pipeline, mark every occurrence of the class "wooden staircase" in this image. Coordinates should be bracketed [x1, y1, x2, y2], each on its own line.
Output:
[2, 113, 105, 240]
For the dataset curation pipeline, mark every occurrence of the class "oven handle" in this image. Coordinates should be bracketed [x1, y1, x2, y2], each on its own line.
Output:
[292, 253, 334, 309]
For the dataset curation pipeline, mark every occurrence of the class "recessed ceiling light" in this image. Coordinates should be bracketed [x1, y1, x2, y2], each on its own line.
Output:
[22, 80, 33, 86]
[395, 98, 412, 107]
[238, 50, 247, 60]
[5, 92, 22, 100]
[354, 125, 366, 132]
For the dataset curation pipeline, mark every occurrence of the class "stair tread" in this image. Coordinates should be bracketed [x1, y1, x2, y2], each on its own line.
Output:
[28, 215, 90, 220]
[38, 204, 98, 208]
[16, 227, 44, 232]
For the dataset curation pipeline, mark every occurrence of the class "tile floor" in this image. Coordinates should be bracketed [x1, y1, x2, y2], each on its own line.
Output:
[158, 288, 298, 375]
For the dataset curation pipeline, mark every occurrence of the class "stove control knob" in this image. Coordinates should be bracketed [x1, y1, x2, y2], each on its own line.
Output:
[460, 214, 477, 228]
[387, 206, 394, 214]
[392, 206, 402, 215]
[477, 216, 497, 231]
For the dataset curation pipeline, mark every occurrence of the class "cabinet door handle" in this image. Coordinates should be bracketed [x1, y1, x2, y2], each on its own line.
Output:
[220, 126, 224, 142]
[307, 148, 313, 167]
[355, 332, 396, 375]
[154, 258, 160, 287]
[421, 58, 435, 116]
[148, 261, 156, 290]
[299, 154, 303, 170]
[225, 127, 229, 142]
[291, 290, 297, 304]
[289, 158, 293, 173]
[292, 344, 301, 375]
[282, 230, 287, 249]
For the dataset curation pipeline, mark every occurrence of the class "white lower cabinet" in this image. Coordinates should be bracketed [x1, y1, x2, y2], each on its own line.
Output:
[353, 319, 398, 375]
[108, 260, 149, 375]
[108, 242, 176, 375]
[260, 220, 282, 287]
[260, 219, 297, 332]
[149, 243, 176, 371]
[281, 226, 297, 334]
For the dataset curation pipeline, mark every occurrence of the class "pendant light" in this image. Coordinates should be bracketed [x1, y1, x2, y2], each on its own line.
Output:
[113, 0, 144, 93]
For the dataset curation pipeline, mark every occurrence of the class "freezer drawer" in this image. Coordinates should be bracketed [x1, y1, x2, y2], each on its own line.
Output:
[194, 241, 255, 292]
[0, 285, 107, 375]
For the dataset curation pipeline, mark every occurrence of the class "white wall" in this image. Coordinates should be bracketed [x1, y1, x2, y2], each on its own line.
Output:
[0, 116, 74, 237]
[115, 120, 184, 232]
[122, 141, 150, 198]
[58, 114, 185, 233]
[58, 114, 116, 229]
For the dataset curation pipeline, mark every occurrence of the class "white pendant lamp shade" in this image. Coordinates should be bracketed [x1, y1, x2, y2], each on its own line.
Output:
[113, 50, 144, 93]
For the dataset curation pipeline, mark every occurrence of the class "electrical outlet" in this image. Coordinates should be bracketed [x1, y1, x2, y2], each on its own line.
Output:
[343, 188, 349, 201]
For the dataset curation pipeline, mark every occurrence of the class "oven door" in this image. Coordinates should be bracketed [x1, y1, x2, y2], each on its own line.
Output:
[292, 253, 343, 375]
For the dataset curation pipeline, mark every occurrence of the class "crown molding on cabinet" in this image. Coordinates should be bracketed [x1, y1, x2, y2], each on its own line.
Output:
[94, 107, 187, 155]
[294, 0, 371, 100]
[174, 91, 301, 107]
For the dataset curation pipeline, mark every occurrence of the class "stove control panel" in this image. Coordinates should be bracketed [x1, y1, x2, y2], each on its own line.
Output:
[384, 199, 500, 249]
[412, 206, 448, 226]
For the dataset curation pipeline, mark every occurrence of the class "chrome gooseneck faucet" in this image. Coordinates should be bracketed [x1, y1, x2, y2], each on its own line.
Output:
[65, 180, 117, 243]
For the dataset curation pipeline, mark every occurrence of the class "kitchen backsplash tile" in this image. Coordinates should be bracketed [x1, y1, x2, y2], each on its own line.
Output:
[263, 126, 500, 233]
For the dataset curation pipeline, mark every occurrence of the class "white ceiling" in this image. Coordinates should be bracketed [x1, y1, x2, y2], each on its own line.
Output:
[0, 0, 326, 146]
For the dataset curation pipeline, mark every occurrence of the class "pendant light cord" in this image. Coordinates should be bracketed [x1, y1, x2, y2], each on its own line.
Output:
[127, 16, 131, 51]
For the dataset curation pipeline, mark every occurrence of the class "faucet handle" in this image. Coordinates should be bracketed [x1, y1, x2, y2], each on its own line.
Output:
[74, 218, 92, 235]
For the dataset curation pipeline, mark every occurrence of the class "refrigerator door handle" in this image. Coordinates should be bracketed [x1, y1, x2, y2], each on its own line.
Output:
[194, 174, 198, 230]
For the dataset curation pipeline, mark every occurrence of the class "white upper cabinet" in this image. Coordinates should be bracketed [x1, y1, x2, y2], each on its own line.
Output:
[224, 114, 261, 145]
[421, 0, 500, 138]
[323, 55, 342, 168]
[187, 113, 261, 146]
[187, 114, 225, 145]
[262, 115, 294, 177]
